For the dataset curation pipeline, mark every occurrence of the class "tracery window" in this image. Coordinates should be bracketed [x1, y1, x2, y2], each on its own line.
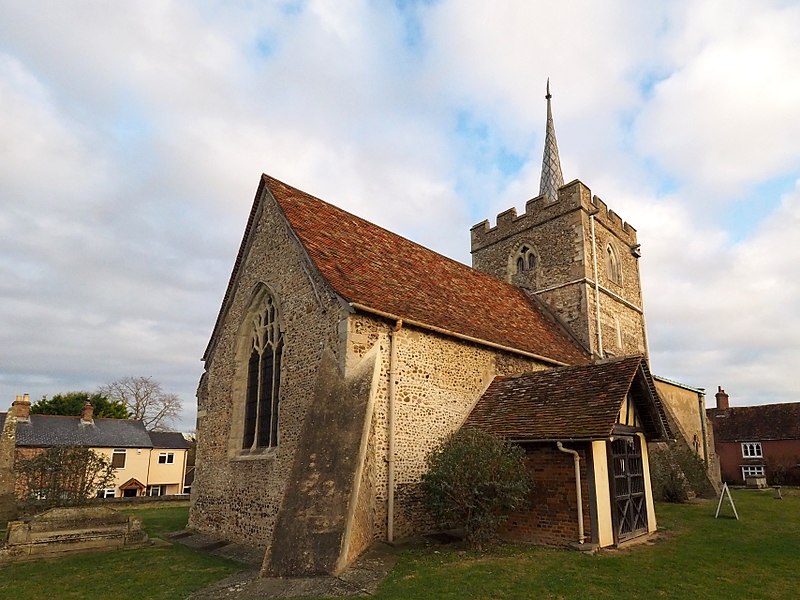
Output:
[242, 293, 283, 450]
[605, 244, 622, 284]
[514, 245, 536, 274]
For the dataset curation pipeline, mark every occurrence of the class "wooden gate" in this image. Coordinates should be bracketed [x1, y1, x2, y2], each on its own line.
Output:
[610, 436, 648, 543]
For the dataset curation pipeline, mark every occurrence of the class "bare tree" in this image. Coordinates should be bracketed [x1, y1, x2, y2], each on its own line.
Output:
[98, 376, 182, 431]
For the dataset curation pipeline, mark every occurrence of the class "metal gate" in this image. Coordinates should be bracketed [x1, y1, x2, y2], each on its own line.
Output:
[610, 436, 648, 543]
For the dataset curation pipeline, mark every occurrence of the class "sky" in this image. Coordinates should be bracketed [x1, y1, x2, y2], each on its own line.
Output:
[2, 0, 799, 432]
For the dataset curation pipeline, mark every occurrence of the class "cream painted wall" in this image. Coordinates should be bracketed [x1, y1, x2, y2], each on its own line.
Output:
[147, 448, 187, 489]
[95, 447, 151, 493]
[93, 447, 187, 496]
[591, 440, 614, 548]
[639, 432, 658, 533]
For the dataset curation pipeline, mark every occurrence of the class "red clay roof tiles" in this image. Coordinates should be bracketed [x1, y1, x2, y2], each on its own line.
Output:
[465, 356, 670, 440]
[265, 174, 590, 365]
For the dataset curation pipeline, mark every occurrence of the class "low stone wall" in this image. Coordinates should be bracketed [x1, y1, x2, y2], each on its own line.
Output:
[1, 506, 148, 563]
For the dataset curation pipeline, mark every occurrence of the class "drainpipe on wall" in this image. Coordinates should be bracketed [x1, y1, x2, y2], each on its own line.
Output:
[387, 320, 403, 543]
[589, 214, 604, 357]
[557, 442, 585, 545]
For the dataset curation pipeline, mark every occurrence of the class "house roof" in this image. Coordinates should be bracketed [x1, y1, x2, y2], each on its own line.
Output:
[0, 413, 153, 448]
[707, 402, 800, 442]
[465, 356, 671, 441]
[204, 174, 590, 365]
[149, 431, 191, 449]
[0, 414, 189, 449]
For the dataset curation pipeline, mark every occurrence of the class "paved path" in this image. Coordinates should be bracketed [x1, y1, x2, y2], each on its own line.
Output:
[170, 531, 398, 599]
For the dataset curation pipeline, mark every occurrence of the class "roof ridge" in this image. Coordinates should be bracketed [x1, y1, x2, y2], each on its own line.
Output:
[263, 173, 524, 281]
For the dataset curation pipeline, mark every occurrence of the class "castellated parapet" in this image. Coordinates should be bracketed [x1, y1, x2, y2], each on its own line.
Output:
[470, 180, 637, 252]
[470, 179, 647, 358]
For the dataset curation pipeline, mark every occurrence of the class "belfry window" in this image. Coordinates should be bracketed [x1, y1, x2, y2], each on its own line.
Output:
[605, 244, 622, 284]
[514, 245, 536, 274]
[243, 293, 283, 450]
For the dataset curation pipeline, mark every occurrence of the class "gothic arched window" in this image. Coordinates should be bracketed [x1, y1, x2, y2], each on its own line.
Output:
[605, 244, 622, 285]
[242, 293, 283, 450]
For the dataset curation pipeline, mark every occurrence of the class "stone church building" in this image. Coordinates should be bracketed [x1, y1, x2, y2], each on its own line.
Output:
[189, 89, 712, 576]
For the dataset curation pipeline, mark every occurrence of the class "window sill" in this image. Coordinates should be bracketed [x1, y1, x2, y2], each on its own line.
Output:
[230, 447, 278, 462]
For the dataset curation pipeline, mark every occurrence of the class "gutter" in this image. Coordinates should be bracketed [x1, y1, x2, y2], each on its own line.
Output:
[349, 303, 570, 367]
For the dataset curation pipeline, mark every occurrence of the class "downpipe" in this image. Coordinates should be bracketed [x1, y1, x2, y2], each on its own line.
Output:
[387, 320, 402, 542]
[557, 442, 585, 545]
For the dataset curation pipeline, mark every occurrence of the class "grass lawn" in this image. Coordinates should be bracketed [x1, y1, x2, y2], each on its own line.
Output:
[0, 490, 797, 599]
[0, 502, 240, 600]
[355, 488, 799, 600]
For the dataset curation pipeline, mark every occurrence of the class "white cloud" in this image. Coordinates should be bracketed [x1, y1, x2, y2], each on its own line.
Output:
[0, 0, 798, 431]
[635, 0, 800, 196]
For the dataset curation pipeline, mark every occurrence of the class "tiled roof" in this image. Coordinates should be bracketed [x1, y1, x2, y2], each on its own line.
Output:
[149, 431, 191, 449]
[465, 356, 670, 441]
[0, 413, 153, 448]
[707, 403, 800, 442]
[262, 175, 589, 364]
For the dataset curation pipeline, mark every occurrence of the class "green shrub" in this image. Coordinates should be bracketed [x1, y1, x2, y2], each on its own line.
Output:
[765, 455, 800, 486]
[421, 427, 531, 549]
[649, 442, 713, 502]
[16, 446, 115, 511]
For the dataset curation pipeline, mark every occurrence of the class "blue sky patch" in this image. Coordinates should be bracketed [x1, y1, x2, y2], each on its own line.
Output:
[725, 175, 794, 242]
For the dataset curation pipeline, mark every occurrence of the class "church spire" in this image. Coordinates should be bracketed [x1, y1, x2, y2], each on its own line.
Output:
[539, 78, 564, 202]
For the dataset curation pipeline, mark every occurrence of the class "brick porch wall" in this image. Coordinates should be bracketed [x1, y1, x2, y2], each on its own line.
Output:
[500, 444, 592, 546]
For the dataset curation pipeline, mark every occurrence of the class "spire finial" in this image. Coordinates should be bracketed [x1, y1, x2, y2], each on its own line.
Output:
[539, 78, 564, 202]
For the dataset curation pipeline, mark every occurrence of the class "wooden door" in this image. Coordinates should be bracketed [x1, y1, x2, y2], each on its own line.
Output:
[610, 436, 647, 543]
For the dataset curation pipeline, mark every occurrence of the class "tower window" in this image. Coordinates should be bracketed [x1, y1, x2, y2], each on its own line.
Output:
[513, 245, 536, 274]
[243, 292, 283, 450]
[605, 244, 622, 284]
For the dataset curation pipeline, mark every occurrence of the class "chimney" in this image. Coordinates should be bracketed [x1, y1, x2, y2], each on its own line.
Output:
[12, 394, 31, 421]
[715, 386, 729, 410]
[80, 401, 94, 424]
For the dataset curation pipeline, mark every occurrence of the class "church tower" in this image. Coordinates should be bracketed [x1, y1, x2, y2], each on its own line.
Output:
[470, 82, 648, 358]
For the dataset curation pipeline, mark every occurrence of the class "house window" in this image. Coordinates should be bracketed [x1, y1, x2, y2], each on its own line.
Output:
[243, 292, 283, 450]
[147, 485, 165, 497]
[111, 448, 126, 469]
[158, 452, 174, 464]
[741, 465, 765, 478]
[96, 487, 116, 498]
[605, 244, 622, 284]
[741, 442, 762, 458]
[182, 485, 191, 495]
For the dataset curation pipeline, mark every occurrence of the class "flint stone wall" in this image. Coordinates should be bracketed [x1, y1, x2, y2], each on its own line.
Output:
[470, 180, 646, 357]
[188, 184, 345, 548]
[345, 313, 551, 541]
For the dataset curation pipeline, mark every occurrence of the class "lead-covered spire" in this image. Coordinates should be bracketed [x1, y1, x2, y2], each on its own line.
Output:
[539, 78, 564, 202]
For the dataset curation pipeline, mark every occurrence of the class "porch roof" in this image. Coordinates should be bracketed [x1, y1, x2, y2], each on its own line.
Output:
[465, 356, 671, 442]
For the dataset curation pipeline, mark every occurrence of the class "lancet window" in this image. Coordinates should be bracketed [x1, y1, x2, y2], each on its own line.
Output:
[242, 293, 283, 450]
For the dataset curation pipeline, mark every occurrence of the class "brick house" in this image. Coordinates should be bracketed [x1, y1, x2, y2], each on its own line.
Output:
[0, 395, 190, 500]
[707, 387, 800, 485]
[189, 88, 701, 577]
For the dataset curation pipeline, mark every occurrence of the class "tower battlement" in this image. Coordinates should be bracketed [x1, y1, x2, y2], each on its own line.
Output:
[471, 180, 637, 253]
